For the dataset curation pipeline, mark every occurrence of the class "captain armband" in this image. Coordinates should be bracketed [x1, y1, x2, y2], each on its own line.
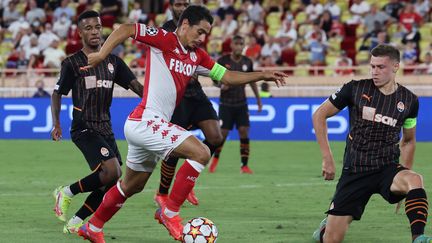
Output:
[403, 118, 417, 129]
[209, 63, 227, 82]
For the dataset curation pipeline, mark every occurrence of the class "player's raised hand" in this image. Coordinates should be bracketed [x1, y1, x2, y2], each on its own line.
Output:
[81, 52, 105, 70]
[262, 71, 287, 87]
[322, 156, 336, 180]
[51, 125, 62, 141]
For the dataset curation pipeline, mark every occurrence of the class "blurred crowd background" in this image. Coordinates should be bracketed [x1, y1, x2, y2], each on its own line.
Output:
[0, 0, 431, 96]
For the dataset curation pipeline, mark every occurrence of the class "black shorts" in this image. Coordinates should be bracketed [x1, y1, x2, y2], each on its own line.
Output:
[170, 97, 218, 129]
[219, 104, 250, 130]
[327, 163, 408, 220]
[71, 128, 122, 171]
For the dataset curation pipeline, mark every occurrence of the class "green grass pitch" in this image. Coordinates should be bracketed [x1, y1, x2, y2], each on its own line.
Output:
[1, 140, 431, 242]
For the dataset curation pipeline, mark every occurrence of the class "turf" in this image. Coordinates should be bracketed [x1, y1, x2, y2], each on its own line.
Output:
[0, 140, 431, 243]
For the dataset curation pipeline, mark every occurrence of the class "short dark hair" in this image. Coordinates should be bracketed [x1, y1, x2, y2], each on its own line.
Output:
[170, 0, 190, 5]
[178, 5, 213, 27]
[78, 10, 100, 24]
[371, 44, 400, 62]
[232, 35, 244, 42]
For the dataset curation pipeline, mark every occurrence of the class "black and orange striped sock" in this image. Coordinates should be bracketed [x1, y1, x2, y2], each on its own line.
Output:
[405, 188, 428, 237]
[158, 158, 178, 195]
[213, 146, 223, 159]
[240, 138, 250, 167]
[69, 169, 104, 195]
[76, 189, 105, 220]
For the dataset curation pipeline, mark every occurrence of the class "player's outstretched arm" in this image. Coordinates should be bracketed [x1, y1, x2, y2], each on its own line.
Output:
[312, 99, 341, 180]
[86, 24, 136, 68]
[50, 91, 63, 141]
[400, 126, 416, 170]
[220, 70, 287, 87]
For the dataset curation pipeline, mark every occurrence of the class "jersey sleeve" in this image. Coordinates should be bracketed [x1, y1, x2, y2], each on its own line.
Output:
[247, 58, 253, 72]
[407, 97, 419, 118]
[328, 81, 353, 110]
[133, 23, 174, 51]
[114, 55, 136, 89]
[195, 47, 216, 76]
[54, 59, 75, 95]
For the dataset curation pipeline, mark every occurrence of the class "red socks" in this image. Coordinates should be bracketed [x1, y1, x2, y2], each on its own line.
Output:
[167, 160, 203, 212]
[89, 182, 126, 228]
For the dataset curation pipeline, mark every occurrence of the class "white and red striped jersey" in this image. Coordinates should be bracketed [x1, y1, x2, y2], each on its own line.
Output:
[128, 23, 216, 121]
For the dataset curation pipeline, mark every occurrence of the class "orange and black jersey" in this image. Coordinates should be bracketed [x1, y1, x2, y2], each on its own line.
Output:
[329, 79, 419, 173]
[162, 20, 207, 100]
[55, 51, 136, 135]
[217, 54, 254, 106]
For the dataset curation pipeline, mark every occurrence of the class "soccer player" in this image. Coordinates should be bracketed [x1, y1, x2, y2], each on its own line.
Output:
[50, 10, 143, 234]
[154, 0, 224, 207]
[77, 5, 287, 242]
[209, 35, 262, 174]
[312, 44, 432, 243]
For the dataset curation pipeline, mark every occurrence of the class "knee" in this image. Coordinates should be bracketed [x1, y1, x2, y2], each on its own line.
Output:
[193, 145, 211, 165]
[207, 133, 224, 147]
[408, 172, 424, 189]
[121, 180, 144, 197]
[323, 230, 344, 243]
[100, 160, 122, 184]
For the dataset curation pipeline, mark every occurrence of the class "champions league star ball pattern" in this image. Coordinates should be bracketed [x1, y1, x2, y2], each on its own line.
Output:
[182, 217, 218, 243]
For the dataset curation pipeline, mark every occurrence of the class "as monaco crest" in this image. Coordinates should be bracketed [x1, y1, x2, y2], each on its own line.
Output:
[190, 52, 197, 62]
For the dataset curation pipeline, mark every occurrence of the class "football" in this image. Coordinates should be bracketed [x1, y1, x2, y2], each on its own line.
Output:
[182, 217, 218, 243]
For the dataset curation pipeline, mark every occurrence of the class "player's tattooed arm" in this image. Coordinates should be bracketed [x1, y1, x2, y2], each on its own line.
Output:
[129, 79, 143, 98]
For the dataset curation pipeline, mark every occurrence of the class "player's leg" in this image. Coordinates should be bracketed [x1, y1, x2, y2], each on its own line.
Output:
[152, 128, 210, 240]
[53, 130, 121, 222]
[156, 101, 189, 206]
[388, 167, 430, 242]
[79, 165, 153, 242]
[238, 126, 252, 173]
[313, 171, 372, 243]
[193, 97, 224, 156]
[237, 105, 252, 173]
[165, 135, 210, 213]
[322, 215, 352, 243]
[210, 104, 232, 172]
[64, 135, 123, 233]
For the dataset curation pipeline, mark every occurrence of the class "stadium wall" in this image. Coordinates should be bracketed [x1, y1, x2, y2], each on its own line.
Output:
[1, 97, 431, 141]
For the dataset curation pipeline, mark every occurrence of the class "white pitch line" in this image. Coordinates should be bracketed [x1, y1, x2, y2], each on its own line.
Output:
[0, 181, 336, 197]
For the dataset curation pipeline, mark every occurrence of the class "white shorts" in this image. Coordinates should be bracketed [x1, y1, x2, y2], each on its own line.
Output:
[124, 115, 192, 172]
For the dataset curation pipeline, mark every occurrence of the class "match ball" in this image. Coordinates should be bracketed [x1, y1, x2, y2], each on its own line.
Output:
[182, 217, 218, 243]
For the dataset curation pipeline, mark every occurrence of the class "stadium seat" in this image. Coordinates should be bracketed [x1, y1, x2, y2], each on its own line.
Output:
[294, 65, 309, 76]
[341, 11, 351, 23]
[327, 37, 341, 53]
[356, 51, 370, 65]
[295, 12, 307, 24]
[281, 48, 296, 66]
[387, 23, 399, 37]
[419, 26, 431, 41]
[298, 24, 312, 38]
[155, 14, 166, 27]
[295, 51, 310, 65]
[206, 0, 218, 12]
[221, 38, 232, 54]
[101, 15, 115, 28]
[266, 12, 282, 37]
[356, 24, 365, 38]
